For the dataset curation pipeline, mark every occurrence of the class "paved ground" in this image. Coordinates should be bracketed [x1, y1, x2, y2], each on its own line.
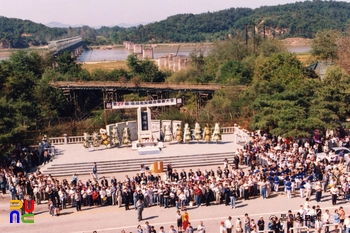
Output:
[42, 134, 237, 165]
[1, 135, 349, 233]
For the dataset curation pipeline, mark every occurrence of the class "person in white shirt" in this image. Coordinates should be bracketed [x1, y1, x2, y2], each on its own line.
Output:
[344, 215, 350, 233]
[198, 221, 206, 233]
[314, 216, 323, 233]
[225, 216, 233, 233]
[220, 221, 227, 233]
[322, 209, 331, 233]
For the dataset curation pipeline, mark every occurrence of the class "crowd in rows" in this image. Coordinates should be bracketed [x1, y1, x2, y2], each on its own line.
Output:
[129, 203, 350, 233]
[1, 131, 350, 232]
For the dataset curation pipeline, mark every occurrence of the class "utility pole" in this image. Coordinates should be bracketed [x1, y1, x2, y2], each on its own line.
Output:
[245, 24, 248, 53]
[253, 24, 256, 54]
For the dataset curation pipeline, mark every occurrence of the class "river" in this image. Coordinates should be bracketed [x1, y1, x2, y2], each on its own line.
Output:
[77, 44, 311, 62]
[0, 45, 311, 62]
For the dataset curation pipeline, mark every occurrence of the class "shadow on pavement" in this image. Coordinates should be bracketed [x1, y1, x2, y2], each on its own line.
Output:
[236, 204, 248, 208]
[143, 215, 158, 221]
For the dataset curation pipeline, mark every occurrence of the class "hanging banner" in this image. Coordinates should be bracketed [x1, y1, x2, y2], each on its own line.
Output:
[110, 98, 181, 109]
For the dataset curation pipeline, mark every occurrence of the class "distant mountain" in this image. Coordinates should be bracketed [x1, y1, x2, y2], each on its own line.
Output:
[46, 21, 149, 29]
[109, 1, 350, 43]
[46, 21, 85, 28]
[3, 1, 350, 47]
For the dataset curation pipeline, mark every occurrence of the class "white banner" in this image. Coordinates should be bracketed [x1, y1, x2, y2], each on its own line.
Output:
[110, 98, 181, 109]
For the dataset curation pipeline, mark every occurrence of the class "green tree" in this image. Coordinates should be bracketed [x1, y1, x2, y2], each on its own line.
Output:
[126, 54, 169, 82]
[55, 51, 82, 76]
[311, 29, 340, 61]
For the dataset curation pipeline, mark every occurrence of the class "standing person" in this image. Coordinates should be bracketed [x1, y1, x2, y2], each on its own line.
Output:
[305, 180, 312, 198]
[257, 216, 265, 232]
[197, 221, 206, 233]
[295, 213, 303, 232]
[144, 221, 151, 233]
[137, 225, 143, 233]
[330, 185, 339, 205]
[314, 216, 323, 233]
[244, 214, 251, 233]
[334, 209, 340, 233]
[136, 198, 144, 222]
[220, 221, 228, 233]
[185, 222, 194, 233]
[278, 218, 285, 233]
[92, 162, 98, 180]
[74, 188, 82, 212]
[236, 218, 243, 233]
[167, 164, 173, 179]
[124, 189, 130, 210]
[150, 226, 156, 233]
[176, 210, 183, 233]
[250, 219, 257, 233]
[194, 186, 202, 207]
[182, 209, 189, 231]
[230, 187, 237, 209]
[159, 226, 165, 233]
[344, 216, 350, 233]
[323, 209, 330, 233]
[286, 210, 294, 233]
[169, 225, 177, 233]
[225, 216, 233, 233]
[339, 207, 346, 232]
[315, 181, 322, 203]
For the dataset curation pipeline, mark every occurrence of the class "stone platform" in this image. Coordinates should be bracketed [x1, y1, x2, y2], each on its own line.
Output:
[40, 134, 241, 177]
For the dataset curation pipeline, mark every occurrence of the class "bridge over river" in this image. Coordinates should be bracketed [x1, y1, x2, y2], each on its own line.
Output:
[48, 36, 83, 55]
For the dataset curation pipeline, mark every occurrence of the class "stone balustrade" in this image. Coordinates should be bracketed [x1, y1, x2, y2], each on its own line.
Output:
[233, 124, 251, 144]
[49, 126, 238, 145]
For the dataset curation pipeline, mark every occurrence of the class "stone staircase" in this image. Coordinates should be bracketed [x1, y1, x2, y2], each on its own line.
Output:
[43, 152, 235, 177]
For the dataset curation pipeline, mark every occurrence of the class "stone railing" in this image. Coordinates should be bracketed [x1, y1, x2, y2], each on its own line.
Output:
[222, 127, 234, 134]
[50, 134, 86, 145]
[233, 124, 251, 144]
[49, 126, 236, 145]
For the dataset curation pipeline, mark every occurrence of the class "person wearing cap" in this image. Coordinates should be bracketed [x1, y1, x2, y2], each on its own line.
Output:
[220, 221, 227, 233]
[257, 216, 265, 232]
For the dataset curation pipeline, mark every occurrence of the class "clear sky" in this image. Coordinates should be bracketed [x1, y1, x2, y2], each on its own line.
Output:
[0, 0, 349, 27]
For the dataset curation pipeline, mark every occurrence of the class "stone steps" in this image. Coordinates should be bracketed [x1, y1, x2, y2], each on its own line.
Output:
[42, 152, 235, 177]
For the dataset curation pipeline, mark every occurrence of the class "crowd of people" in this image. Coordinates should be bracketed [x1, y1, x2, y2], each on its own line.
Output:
[1, 131, 350, 232]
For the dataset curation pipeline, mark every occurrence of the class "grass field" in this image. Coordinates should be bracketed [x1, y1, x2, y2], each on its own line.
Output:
[81, 61, 129, 72]
[296, 53, 313, 65]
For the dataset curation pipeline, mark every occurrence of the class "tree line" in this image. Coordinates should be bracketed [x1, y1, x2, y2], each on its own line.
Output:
[2, 1, 350, 47]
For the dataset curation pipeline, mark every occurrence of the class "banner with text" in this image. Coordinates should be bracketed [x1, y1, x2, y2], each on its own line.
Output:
[107, 98, 182, 109]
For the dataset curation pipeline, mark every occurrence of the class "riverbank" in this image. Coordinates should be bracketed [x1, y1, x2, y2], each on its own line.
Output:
[81, 60, 128, 72]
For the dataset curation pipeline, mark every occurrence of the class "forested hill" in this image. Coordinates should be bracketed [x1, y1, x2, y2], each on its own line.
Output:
[117, 1, 350, 43]
[2, 1, 350, 48]
[0, 16, 96, 48]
